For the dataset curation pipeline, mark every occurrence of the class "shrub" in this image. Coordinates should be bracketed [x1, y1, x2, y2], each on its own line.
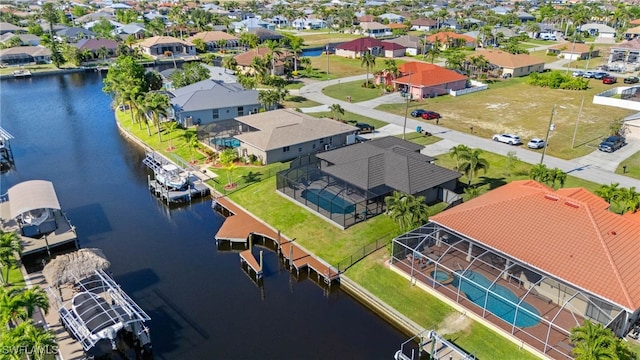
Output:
[527, 71, 589, 90]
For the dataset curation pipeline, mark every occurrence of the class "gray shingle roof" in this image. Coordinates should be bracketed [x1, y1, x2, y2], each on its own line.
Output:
[170, 79, 258, 112]
[316, 137, 458, 195]
[233, 109, 358, 151]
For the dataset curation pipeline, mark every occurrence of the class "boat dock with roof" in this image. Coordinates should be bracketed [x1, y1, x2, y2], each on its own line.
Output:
[213, 196, 339, 285]
[143, 150, 210, 204]
[0, 127, 15, 172]
[0, 180, 78, 256]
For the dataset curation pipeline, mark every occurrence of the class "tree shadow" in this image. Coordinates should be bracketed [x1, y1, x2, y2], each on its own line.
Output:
[242, 171, 263, 183]
[476, 176, 508, 190]
[286, 95, 307, 103]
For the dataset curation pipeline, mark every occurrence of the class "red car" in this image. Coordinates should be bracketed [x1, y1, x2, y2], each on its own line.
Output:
[602, 75, 617, 84]
[420, 111, 441, 120]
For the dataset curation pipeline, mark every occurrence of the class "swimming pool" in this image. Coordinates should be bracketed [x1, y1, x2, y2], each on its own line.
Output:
[453, 270, 540, 327]
[302, 189, 355, 214]
[430, 270, 450, 282]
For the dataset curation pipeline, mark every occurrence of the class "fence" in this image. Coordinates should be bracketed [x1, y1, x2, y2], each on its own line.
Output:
[335, 234, 392, 273]
[450, 80, 488, 97]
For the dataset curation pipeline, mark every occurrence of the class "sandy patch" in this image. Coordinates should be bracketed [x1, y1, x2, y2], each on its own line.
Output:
[485, 103, 509, 110]
[436, 312, 473, 335]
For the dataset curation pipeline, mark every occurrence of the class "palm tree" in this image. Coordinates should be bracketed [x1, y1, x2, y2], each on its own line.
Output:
[183, 132, 200, 163]
[264, 40, 283, 77]
[426, 39, 441, 63]
[463, 185, 482, 199]
[458, 148, 490, 185]
[21, 321, 58, 360]
[219, 148, 237, 187]
[529, 163, 550, 184]
[549, 167, 567, 189]
[222, 56, 237, 72]
[17, 287, 49, 319]
[165, 121, 179, 151]
[142, 92, 169, 143]
[0, 230, 23, 284]
[449, 144, 470, 171]
[617, 187, 640, 213]
[570, 319, 617, 360]
[595, 183, 620, 203]
[360, 51, 376, 86]
[384, 191, 429, 231]
[289, 36, 303, 73]
[383, 59, 399, 78]
[0, 287, 25, 324]
[330, 103, 344, 120]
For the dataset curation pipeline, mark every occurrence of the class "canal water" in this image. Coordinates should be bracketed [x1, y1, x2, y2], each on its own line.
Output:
[0, 73, 407, 359]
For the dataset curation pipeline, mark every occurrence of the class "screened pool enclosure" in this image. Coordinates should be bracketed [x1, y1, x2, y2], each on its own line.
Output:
[391, 222, 633, 360]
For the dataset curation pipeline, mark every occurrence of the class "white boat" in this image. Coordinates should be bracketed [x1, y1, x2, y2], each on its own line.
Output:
[155, 164, 188, 190]
[12, 69, 32, 78]
[21, 208, 51, 226]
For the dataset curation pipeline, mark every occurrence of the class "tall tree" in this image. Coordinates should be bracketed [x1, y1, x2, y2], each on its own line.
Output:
[329, 103, 344, 120]
[0, 230, 22, 285]
[264, 40, 283, 77]
[360, 51, 376, 86]
[16, 287, 49, 319]
[40, 3, 64, 68]
[449, 144, 470, 171]
[570, 320, 618, 360]
[171, 62, 210, 88]
[219, 148, 237, 187]
[384, 191, 429, 231]
[595, 183, 620, 204]
[457, 148, 489, 185]
[222, 56, 238, 71]
[142, 92, 170, 142]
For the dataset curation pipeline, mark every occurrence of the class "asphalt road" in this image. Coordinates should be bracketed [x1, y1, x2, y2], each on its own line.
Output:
[296, 75, 639, 188]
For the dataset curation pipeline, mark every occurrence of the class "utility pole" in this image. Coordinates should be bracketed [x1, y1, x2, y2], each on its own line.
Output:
[571, 96, 585, 149]
[540, 104, 556, 165]
[402, 72, 413, 140]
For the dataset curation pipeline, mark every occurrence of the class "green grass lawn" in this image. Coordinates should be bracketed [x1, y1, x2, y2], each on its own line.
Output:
[528, 50, 565, 64]
[616, 150, 640, 179]
[298, 32, 362, 47]
[322, 80, 385, 103]
[397, 131, 442, 146]
[307, 55, 406, 80]
[205, 161, 289, 195]
[522, 39, 559, 46]
[280, 95, 322, 109]
[376, 77, 635, 161]
[307, 110, 389, 130]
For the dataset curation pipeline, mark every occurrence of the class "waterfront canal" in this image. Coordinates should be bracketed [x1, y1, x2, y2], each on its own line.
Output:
[0, 73, 407, 359]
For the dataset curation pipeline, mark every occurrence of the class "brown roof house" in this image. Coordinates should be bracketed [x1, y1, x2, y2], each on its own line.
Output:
[389, 62, 468, 99]
[546, 43, 599, 61]
[359, 21, 392, 38]
[609, 38, 640, 66]
[411, 19, 438, 32]
[391, 180, 640, 359]
[335, 37, 405, 59]
[187, 31, 239, 51]
[475, 48, 544, 77]
[136, 36, 196, 58]
[233, 47, 292, 75]
[233, 109, 358, 164]
[386, 35, 422, 55]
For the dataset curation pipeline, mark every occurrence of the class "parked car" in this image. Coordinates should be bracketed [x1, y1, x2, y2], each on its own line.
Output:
[598, 135, 626, 153]
[624, 76, 639, 84]
[411, 109, 426, 117]
[572, 70, 584, 77]
[527, 138, 546, 149]
[492, 134, 522, 145]
[593, 72, 609, 80]
[420, 111, 441, 120]
[355, 123, 375, 134]
[582, 71, 596, 78]
[602, 75, 617, 84]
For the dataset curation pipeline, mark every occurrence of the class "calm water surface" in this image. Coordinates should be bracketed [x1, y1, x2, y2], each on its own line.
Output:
[0, 73, 406, 359]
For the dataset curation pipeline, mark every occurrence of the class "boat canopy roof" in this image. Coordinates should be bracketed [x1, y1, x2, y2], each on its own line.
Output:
[7, 180, 61, 218]
[0, 127, 14, 141]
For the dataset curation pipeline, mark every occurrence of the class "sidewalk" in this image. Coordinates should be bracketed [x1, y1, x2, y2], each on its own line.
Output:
[298, 78, 639, 189]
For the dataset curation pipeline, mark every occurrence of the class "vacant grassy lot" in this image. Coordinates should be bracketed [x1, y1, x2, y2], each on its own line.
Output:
[308, 55, 405, 80]
[616, 151, 640, 179]
[299, 32, 362, 47]
[377, 77, 635, 159]
[528, 50, 565, 64]
[307, 109, 389, 130]
[322, 80, 385, 103]
[280, 95, 322, 109]
[397, 131, 442, 146]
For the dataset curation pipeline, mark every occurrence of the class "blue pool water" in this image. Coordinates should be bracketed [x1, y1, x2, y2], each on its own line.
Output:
[301, 48, 323, 57]
[453, 270, 540, 327]
[430, 270, 450, 282]
[302, 189, 355, 214]
[210, 137, 240, 148]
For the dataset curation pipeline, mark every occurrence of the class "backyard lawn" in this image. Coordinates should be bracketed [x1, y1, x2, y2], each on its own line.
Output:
[377, 77, 635, 160]
[322, 80, 386, 103]
[397, 131, 442, 146]
[307, 109, 389, 130]
[280, 95, 322, 109]
[308, 54, 406, 80]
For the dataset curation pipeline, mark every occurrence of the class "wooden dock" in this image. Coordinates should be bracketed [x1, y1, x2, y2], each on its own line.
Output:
[148, 177, 210, 204]
[214, 197, 339, 285]
[239, 249, 263, 281]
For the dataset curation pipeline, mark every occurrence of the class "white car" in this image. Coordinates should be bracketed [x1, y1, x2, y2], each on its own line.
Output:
[492, 134, 522, 145]
[572, 70, 584, 77]
[527, 138, 546, 149]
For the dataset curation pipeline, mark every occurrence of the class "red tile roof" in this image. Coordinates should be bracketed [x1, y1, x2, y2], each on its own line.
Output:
[426, 31, 475, 44]
[431, 180, 640, 311]
[394, 62, 467, 87]
[233, 47, 290, 67]
[336, 37, 405, 51]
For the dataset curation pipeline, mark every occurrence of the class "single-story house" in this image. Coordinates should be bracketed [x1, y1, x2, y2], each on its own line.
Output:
[232, 18, 275, 32]
[233, 47, 291, 75]
[169, 79, 260, 127]
[0, 22, 25, 35]
[516, 11, 535, 22]
[624, 25, 640, 40]
[187, 31, 239, 51]
[546, 43, 599, 61]
[475, 48, 544, 77]
[0, 45, 51, 66]
[411, 18, 438, 31]
[55, 27, 96, 42]
[115, 23, 146, 39]
[391, 180, 640, 359]
[248, 27, 284, 42]
[386, 35, 422, 55]
[622, 112, 640, 140]
[0, 33, 41, 46]
[135, 36, 196, 58]
[75, 38, 118, 58]
[609, 38, 640, 64]
[335, 37, 405, 58]
[360, 21, 392, 38]
[276, 136, 461, 228]
[489, 5, 512, 15]
[427, 31, 475, 49]
[391, 62, 468, 99]
[580, 23, 616, 39]
[357, 14, 376, 23]
[378, 13, 405, 24]
[292, 18, 327, 30]
[233, 109, 358, 165]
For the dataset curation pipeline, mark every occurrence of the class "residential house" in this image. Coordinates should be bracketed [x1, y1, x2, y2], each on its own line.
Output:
[624, 25, 640, 40]
[76, 11, 116, 24]
[0, 22, 25, 35]
[75, 38, 118, 59]
[609, 38, 640, 65]
[0, 46, 51, 66]
[386, 35, 422, 55]
[475, 48, 544, 77]
[249, 27, 284, 42]
[83, 19, 124, 33]
[232, 18, 275, 32]
[292, 18, 327, 30]
[360, 22, 392, 38]
[169, 79, 260, 127]
[391, 62, 468, 99]
[0, 33, 41, 46]
[427, 31, 475, 49]
[580, 23, 616, 39]
[335, 37, 405, 58]
[55, 27, 96, 42]
[233, 47, 291, 75]
[276, 136, 461, 228]
[233, 109, 358, 164]
[116, 23, 146, 40]
[411, 19, 438, 31]
[391, 180, 640, 359]
[546, 43, 599, 61]
[357, 14, 376, 23]
[188, 31, 239, 51]
[135, 36, 196, 58]
[489, 5, 512, 15]
[621, 112, 640, 140]
[378, 13, 405, 24]
[516, 11, 535, 22]
[268, 15, 288, 28]
[389, 23, 409, 33]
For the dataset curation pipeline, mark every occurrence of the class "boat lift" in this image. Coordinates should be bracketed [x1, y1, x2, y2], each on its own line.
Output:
[0, 126, 15, 171]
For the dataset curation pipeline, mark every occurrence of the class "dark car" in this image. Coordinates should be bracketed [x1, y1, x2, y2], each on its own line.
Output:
[420, 111, 441, 120]
[624, 76, 639, 84]
[355, 123, 375, 134]
[598, 135, 626, 153]
[602, 75, 617, 84]
[411, 109, 426, 117]
[593, 72, 609, 80]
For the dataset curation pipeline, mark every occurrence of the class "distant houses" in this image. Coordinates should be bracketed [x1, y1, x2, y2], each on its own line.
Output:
[474, 49, 544, 77]
[335, 37, 405, 58]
